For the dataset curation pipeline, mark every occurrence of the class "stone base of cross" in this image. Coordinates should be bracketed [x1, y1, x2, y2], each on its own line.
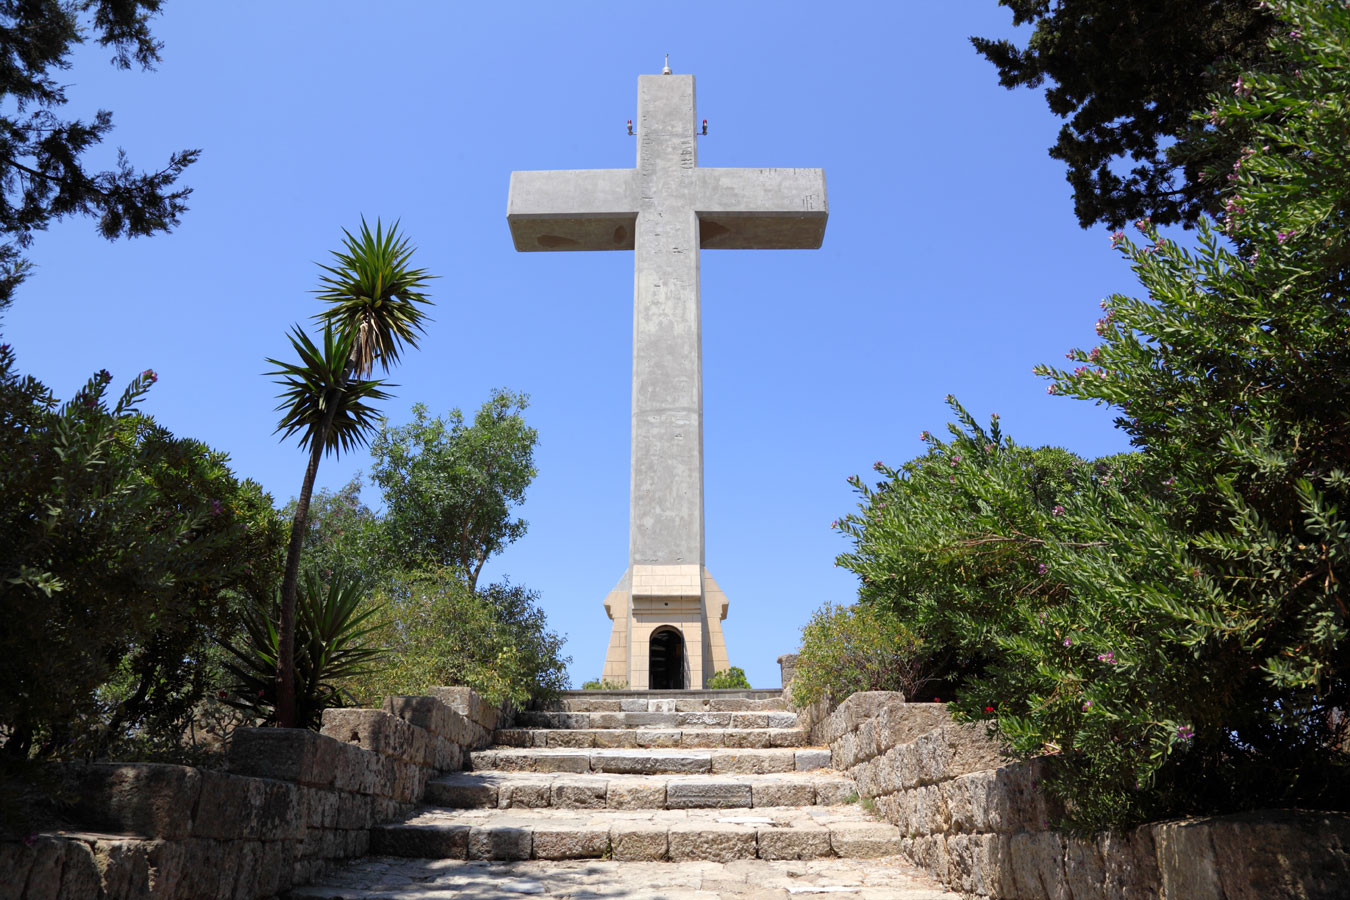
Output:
[507, 69, 826, 689]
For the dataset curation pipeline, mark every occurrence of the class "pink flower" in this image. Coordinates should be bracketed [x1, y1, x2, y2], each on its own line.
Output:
[1052, 505, 1065, 516]
[1082, 701, 1092, 711]
[1037, 563, 1048, 575]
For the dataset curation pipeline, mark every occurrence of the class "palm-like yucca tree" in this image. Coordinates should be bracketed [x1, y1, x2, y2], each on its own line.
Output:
[268, 219, 434, 728]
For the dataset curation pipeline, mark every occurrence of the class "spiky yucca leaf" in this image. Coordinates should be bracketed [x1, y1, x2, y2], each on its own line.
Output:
[266, 324, 391, 457]
[313, 218, 434, 378]
[220, 570, 386, 729]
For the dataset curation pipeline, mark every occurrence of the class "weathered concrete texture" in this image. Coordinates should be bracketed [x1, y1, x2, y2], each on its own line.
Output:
[289, 857, 962, 899]
[508, 72, 827, 688]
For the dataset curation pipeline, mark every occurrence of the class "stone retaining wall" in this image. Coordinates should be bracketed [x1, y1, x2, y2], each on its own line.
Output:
[1, 689, 506, 900]
[812, 691, 1350, 900]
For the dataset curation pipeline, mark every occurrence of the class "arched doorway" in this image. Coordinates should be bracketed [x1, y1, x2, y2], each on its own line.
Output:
[649, 628, 685, 690]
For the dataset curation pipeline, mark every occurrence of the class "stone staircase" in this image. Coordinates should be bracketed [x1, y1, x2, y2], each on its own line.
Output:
[288, 690, 959, 899]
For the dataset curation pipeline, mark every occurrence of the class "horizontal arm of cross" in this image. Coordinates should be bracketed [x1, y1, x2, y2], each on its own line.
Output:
[507, 169, 637, 251]
[696, 168, 827, 250]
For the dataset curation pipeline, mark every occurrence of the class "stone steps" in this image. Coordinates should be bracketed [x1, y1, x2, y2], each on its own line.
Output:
[533, 689, 788, 713]
[287, 857, 963, 899]
[513, 709, 800, 728]
[469, 747, 831, 775]
[426, 770, 857, 810]
[368, 805, 902, 862]
[494, 726, 810, 749]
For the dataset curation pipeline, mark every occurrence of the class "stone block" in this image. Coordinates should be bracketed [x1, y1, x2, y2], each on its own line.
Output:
[677, 712, 731, 727]
[335, 792, 373, 830]
[190, 770, 262, 840]
[635, 730, 683, 749]
[833, 732, 857, 770]
[829, 821, 901, 858]
[858, 718, 880, 762]
[757, 824, 832, 860]
[546, 730, 596, 749]
[383, 695, 455, 741]
[814, 781, 858, 806]
[711, 750, 795, 775]
[70, 762, 202, 840]
[649, 699, 676, 713]
[769, 729, 808, 748]
[488, 780, 544, 808]
[493, 729, 534, 748]
[795, 749, 831, 771]
[875, 702, 950, 753]
[940, 778, 973, 834]
[681, 729, 727, 748]
[751, 781, 814, 808]
[620, 698, 648, 712]
[766, 712, 799, 729]
[468, 825, 532, 860]
[50, 837, 100, 900]
[723, 730, 772, 750]
[228, 727, 339, 788]
[593, 730, 637, 748]
[531, 825, 609, 859]
[551, 777, 607, 808]
[81, 836, 150, 900]
[667, 781, 751, 808]
[1008, 830, 1068, 900]
[625, 712, 677, 727]
[0, 838, 37, 898]
[731, 713, 770, 729]
[321, 708, 417, 762]
[592, 752, 710, 775]
[668, 822, 756, 862]
[589, 712, 626, 728]
[610, 824, 668, 861]
[607, 778, 667, 809]
[674, 699, 709, 713]
[370, 823, 469, 859]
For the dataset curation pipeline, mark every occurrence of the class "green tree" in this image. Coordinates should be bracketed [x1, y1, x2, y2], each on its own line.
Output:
[843, 1, 1350, 832]
[972, 0, 1275, 229]
[371, 389, 537, 590]
[706, 667, 751, 690]
[0, 1, 198, 314]
[350, 570, 569, 707]
[0, 348, 284, 759]
[268, 220, 433, 729]
[284, 474, 391, 585]
[792, 598, 954, 710]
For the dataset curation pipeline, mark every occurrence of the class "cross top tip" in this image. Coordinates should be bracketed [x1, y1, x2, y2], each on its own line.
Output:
[662, 53, 671, 75]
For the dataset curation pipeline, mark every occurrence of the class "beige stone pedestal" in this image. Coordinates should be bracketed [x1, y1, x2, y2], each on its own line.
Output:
[600, 565, 731, 689]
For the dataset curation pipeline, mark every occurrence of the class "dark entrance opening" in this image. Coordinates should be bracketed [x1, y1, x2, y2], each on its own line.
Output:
[649, 628, 685, 690]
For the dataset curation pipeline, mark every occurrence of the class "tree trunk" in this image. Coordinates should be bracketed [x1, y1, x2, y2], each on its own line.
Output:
[276, 371, 348, 729]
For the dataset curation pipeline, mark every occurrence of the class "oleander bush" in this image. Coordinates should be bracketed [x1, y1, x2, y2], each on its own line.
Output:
[707, 667, 751, 689]
[792, 600, 949, 708]
[836, 0, 1350, 832]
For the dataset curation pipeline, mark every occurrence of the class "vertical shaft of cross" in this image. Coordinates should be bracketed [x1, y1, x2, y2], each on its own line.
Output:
[631, 74, 703, 569]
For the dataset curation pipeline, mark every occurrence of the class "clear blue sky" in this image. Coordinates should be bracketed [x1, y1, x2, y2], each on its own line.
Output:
[5, 3, 1145, 689]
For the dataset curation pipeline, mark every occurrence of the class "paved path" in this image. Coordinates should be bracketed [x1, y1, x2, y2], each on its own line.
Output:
[288, 691, 958, 899]
[289, 857, 959, 899]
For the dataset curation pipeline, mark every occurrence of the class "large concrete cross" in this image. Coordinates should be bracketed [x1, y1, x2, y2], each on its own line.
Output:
[507, 69, 827, 689]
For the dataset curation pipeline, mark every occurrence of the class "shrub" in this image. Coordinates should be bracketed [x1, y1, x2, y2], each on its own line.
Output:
[707, 667, 751, 689]
[791, 601, 945, 708]
[0, 354, 284, 760]
[581, 679, 627, 690]
[219, 570, 386, 730]
[350, 571, 569, 707]
[837, 1, 1350, 832]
